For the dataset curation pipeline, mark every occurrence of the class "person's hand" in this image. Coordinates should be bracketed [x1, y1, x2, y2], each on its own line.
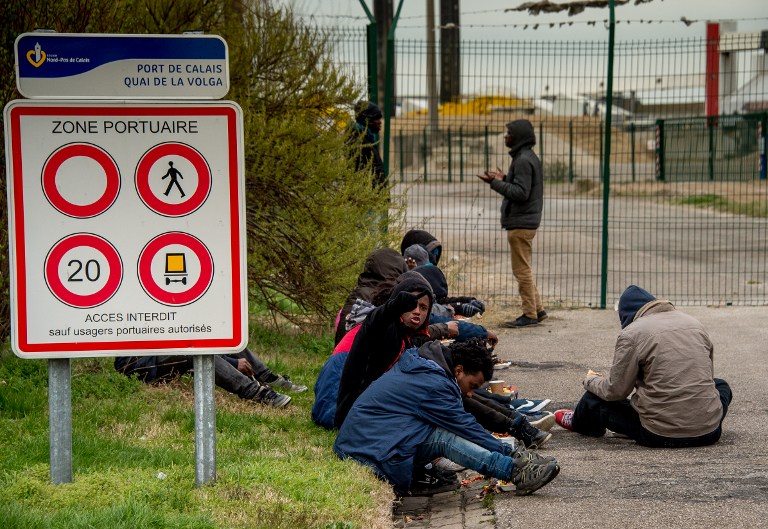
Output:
[446, 320, 459, 337]
[405, 257, 417, 269]
[458, 302, 482, 317]
[237, 358, 255, 377]
[485, 330, 498, 347]
[477, 168, 504, 183]
[587, 369, 603, 377]
[469, 299, 486, 314]
[392, 289, 429, 313]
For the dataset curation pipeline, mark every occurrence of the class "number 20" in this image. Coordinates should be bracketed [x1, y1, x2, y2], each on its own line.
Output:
[67, 259, 101, 282]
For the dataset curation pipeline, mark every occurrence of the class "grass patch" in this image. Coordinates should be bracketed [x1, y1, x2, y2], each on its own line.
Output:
[677, 194, 768, 217]
[0, 326, 394, 529]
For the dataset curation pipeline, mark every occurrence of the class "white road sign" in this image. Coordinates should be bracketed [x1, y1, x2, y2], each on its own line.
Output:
[4, 100, 247, 358]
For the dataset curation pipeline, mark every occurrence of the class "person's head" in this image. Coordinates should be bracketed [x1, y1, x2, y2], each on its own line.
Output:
[617, 285, 656, 329]
[400, 229, 442, 266]
[392, 271, 434, 333]
[447, 339, 495, 397]
[355, 101, 383, 134]
[504, 119, 536, 154]
[403, 244, 430, 269]
[400, 290, 431, 330]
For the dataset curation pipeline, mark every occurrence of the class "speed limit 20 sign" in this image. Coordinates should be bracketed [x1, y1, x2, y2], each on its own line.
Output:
[4, 100, 247, 358]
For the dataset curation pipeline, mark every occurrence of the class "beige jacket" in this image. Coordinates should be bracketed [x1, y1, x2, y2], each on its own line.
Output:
[584, 301, 722, 437]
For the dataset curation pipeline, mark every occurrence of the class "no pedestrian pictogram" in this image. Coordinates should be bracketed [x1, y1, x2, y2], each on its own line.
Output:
[135, 142, 212, 217]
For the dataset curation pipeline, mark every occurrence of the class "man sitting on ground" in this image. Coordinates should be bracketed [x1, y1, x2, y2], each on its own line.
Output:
[334, 339, 560, 496]
[554, 285, 732, 447]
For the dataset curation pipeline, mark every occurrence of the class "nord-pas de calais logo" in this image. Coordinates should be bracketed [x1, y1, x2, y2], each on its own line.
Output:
[27, 42, 46, 67]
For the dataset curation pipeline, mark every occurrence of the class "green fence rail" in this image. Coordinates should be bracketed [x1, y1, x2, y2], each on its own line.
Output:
[326, 27, 768, 307]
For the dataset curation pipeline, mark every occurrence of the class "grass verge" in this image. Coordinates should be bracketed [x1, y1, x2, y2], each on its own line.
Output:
[0, 325, 393, 529]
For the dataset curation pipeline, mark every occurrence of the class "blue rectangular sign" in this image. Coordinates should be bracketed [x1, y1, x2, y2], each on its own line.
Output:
[15, 33, 229, 99]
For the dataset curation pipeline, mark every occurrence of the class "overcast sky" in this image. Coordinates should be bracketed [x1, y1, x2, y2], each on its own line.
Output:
[282, 0, 768, 41]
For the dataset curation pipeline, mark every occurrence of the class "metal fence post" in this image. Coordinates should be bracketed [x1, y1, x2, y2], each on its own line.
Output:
[194, 355, 216, 487]
[630, 122, 636, 182]
[484, 125, 489, 173]
[599, 0, 616, 310]
[708, 116, 715, 181]
[760, 113, 767, 180]
[423, 128, 428, 182]
[399, 129, 404, 183]
[539, 121, 544, 173]
[459, 126, 464, 182]
[49, 359, 72, 485]
[447, 127, 452, 183]
[569, 120, 574, 183]
[656, 119, 665, 181]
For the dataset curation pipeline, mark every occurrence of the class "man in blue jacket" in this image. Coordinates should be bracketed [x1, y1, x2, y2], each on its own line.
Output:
[334, 340, 560, 496]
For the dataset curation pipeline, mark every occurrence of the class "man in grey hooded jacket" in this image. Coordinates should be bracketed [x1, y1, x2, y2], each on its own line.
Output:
[478, 119, 546, 327]
[554, 285, 732, 448]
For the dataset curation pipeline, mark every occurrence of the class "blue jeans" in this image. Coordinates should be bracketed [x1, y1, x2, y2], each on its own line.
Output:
[414, 427, 515, 481]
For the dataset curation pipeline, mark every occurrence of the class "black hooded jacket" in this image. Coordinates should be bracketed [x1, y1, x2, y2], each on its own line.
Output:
[335, 248, 408, 344]
[489, 119, 544, 230]
[400, 229, 443, 266]
[334, 271, 434, 428]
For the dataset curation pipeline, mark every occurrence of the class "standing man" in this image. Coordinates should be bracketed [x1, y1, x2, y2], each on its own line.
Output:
[347, 101, 385, 188]
[477, 119, 546, 327]
[554, 285, 732, 448]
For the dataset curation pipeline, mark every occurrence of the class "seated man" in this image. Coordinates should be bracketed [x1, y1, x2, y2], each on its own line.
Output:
[334, 339, 560, 496]
[114, 347, 302, 408]
[554, 285, 732, 448]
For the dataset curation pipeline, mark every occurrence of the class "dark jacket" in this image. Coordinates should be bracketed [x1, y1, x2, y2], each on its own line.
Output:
[335, 248, 408, 344]
[348, 122, 385, 188]
[400, 229, 442, 265]
[333, 342, 507, 493]
[489, 120, 544, 230]
[334, 271, 434, 428]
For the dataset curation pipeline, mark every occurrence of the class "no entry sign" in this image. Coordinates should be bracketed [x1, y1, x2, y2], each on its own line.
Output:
[4, 100, 247, 358]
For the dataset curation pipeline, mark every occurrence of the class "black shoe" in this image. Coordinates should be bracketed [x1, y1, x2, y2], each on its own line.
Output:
[502, 315, 539, 328]
[252, 385, 291, 408]
[537, 310, 548, 322]
[515, 420, 552, 449]
[407, 466, 460, 496]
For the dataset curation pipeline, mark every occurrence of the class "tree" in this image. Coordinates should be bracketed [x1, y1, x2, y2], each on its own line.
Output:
[0, 0, 396, 343]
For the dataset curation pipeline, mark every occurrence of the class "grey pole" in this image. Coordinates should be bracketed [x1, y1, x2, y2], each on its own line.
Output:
[49, 358, 72, 484]
[193, 355, 216, 486]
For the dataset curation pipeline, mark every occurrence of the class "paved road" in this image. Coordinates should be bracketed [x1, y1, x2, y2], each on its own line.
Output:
[486, 306, 768, 528]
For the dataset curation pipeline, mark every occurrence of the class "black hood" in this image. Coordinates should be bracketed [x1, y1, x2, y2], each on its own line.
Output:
[416, 341, 453, 380]
[355, 101, 382, 125]
[413, 264, 448, 300]
[617, 285, 656, 329]
[506, 119, 536, 156]
[400, 229, 442, 265]
[357, 248, 408, 289]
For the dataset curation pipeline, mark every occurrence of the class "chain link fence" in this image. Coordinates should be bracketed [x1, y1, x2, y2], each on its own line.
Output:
[327, 27, 768, 307]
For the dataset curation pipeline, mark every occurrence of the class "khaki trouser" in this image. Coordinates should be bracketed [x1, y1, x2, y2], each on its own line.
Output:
[506, 229, 543, 319]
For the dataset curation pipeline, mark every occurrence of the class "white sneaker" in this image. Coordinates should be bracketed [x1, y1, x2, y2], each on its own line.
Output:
[528, 411, 556, 431]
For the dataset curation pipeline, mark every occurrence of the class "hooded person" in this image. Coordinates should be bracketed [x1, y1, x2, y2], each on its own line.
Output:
[347, 100, 385, 188]
[400, 229, 443, 266]
[334, 248, 408, 345]
[334, 270, 435, 428]
[477, 119, 545, 328]
[333, 339, 560, 496]
[554, 285, 732, 448]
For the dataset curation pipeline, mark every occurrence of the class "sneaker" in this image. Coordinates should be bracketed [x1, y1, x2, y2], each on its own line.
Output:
[431, 457, 466, 473]
[502, 315, 539, 328]
[554, 409, 574, 430]
[537, 310, 548, 322]
[269, 374, 307, 393]
[512, 398, 552, 413]
[408, 466, 460, 496]
[510, 448, 560, 496]
[515, 445, 557, 465]
[252, 386, 292, 408]
[527, 411, 556, 431]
